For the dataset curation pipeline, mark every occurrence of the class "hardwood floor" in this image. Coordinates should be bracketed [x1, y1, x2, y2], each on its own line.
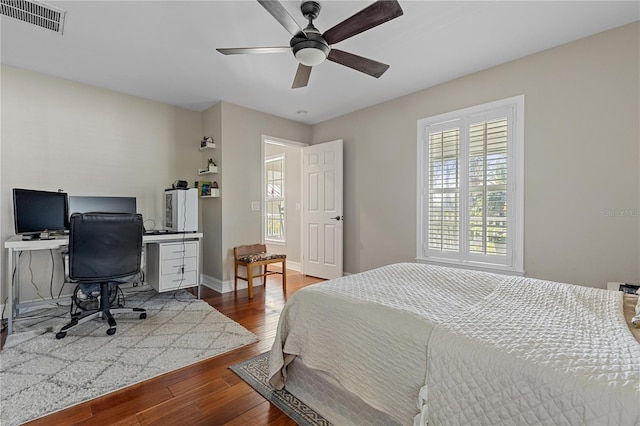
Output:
[21, 270, 324, 426]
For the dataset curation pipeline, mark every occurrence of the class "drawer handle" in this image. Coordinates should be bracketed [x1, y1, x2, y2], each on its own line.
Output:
[172, 250, 185, 254]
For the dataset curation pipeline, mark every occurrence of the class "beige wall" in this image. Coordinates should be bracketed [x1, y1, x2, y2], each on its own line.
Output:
[1, 65, 203, 301]
[312, 22, 640, 288]
[206, 102, 310, 284]
[200, 103, 223, 281]
[0, 68, 311, 301]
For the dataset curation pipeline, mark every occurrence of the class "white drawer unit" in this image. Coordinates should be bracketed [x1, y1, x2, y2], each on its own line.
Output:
[147, 241, 200, 293]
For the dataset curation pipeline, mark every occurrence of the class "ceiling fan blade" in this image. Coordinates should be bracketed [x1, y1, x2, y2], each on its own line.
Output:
[257, 0, 303, 37]
[327, 49, 390, 78]
[323, 0, 403, 45]
[292, 64, 312, 89]
[216, 47, 291, 55]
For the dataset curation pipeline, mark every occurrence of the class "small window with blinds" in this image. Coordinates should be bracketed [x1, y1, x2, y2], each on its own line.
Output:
[417, 96, 524, 274]
[265, 155, 285, 242]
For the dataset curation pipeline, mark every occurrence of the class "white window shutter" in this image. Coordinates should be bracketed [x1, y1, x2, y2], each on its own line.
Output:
[417, 96, 524, 275]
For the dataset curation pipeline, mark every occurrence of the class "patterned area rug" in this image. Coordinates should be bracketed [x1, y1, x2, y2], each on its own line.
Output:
[0, 289, 258, 426]
[230, 352, 331, 426]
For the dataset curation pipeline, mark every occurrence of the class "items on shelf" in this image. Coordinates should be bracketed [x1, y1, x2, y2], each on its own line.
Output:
[197, 137, 220, 197]
[195, 180, 219, 197]
[196, 180, 213, 196]
[619, 283, 640, 294]
[200, 136, 215, 149]
[198, 158, 217, 175]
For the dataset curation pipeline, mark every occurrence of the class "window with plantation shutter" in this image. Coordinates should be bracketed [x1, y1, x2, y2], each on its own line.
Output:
[428, 125, 460, 252]
[468, 118, 507, 257]
[417, 96, 524, 274]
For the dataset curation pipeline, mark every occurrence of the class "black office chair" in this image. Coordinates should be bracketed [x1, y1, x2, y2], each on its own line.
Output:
[56, 212, 147, 339]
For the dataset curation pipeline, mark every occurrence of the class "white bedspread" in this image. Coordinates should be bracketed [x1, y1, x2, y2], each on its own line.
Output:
[423, 275, 640, 425]
[268, 263, 640, 425]
[269, 263, 505, 424]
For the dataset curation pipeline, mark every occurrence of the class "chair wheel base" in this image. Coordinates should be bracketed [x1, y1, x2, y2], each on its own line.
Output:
[106, 328, 116, 336]
[56, 332, 66, 339]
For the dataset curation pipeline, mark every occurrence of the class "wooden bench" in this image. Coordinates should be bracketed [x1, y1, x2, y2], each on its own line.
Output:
[234, 244, 286, 299]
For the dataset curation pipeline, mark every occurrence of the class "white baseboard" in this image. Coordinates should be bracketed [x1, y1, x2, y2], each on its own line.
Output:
[286, 261, 301, 272]
[200, 274, 264, 294]
[200, 274, 224, 293]
[199, 263, 300, 294]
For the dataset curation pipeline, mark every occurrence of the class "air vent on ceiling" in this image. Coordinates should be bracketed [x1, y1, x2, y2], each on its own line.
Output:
[0, 0, 66, 34]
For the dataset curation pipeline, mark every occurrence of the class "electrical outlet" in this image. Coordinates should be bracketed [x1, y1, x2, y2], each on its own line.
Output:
[296, 203, 301, 211]
[251, 201, 260, 211]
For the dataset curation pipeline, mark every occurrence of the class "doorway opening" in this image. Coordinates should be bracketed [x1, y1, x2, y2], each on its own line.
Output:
[262, 136, 306, 272]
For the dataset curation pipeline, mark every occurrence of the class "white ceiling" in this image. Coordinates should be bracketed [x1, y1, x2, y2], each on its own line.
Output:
[1, 1, 638, 124]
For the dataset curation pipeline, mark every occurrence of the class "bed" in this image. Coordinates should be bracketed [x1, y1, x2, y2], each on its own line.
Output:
[268, 263, 640, 425]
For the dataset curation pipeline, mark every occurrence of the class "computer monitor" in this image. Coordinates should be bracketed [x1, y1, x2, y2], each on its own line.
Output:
[13, 189, 69, 239]
[68, 196, 137, 217]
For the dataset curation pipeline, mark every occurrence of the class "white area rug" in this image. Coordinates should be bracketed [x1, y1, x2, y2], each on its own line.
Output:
[0, 289, 258, 426]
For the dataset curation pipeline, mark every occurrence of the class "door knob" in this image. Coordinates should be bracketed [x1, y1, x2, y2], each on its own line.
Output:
[330, 215, 343, 221]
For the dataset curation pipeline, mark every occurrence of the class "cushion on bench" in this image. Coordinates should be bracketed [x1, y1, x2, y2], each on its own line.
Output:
[237, 253, 286, 263]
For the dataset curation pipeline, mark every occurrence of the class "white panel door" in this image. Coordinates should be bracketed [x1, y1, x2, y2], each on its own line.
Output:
[303, 140, 343, 279]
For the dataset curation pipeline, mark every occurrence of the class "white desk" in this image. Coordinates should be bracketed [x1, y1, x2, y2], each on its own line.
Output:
[4, 232, 203, 334]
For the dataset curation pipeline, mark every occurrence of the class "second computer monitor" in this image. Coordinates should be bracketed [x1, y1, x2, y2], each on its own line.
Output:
[69, 196, 136, 217]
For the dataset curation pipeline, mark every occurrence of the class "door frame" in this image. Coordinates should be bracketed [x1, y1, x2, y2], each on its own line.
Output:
[261, 135, 308, 272]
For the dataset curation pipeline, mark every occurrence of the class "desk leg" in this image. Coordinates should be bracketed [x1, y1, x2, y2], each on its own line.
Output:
[197, 280, 201, 299]
[6, 248, 15, 334]
[142, 242, 147, 286]
[197, 239, 201, 299]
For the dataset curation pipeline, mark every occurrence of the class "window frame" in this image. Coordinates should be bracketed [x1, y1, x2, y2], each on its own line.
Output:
[416, 95, 524, 275]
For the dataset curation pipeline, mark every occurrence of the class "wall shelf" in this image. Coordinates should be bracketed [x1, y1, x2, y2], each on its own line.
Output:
[200, 188, 220, 198]
[199, 137, 219, 198]
[199, 143, 216, 150]
[198, 166, 218, 175]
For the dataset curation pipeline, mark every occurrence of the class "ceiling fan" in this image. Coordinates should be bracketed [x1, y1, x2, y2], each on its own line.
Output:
[217, 0, 403, 89]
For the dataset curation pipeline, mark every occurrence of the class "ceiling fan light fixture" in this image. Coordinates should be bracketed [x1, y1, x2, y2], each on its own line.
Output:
[295, 47, 327, 66]
[292, 35, 330, 66]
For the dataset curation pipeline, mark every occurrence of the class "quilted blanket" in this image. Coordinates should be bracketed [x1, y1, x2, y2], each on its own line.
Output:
[269, 263, 506, 424]
[268, 263, 640, 425]
[421, 276, 640, 425]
